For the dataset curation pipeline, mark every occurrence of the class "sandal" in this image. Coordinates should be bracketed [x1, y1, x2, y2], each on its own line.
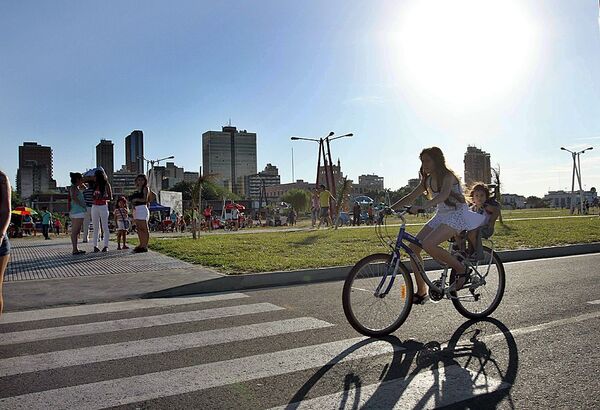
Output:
[72, 250, 86, 255]
[412, 293, 429, 305]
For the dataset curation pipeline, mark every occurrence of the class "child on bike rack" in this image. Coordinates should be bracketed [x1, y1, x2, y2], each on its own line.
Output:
[465, 182, 501, 260]
[391, 147, 485, 304]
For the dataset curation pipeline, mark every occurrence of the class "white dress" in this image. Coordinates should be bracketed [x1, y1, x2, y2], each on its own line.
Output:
[425, 180, 485, 232]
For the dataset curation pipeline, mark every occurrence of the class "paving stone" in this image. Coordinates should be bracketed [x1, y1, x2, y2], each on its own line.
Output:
[5, 238, 199, 282]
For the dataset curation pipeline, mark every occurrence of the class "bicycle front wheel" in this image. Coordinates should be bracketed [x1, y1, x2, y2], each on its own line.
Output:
[342, 253, 413, 336]
[451, 246, 505, 319]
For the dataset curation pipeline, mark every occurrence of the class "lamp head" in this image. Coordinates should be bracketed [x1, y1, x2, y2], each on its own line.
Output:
[328, 131, 335, 137]
[290, 137, 300, 140]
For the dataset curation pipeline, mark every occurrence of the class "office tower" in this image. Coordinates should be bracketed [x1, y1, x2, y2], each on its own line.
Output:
[96, 139, 114, 183]
[125, 130, 144, 174]
[464, 146, 491, 186]
[17, 142, 56, 198]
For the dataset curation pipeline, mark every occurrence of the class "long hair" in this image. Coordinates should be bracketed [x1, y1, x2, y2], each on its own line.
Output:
[94, 170, 107, 195]
[419, 147, 464, 206]
[468, 182, 490, 201]
[136, 174, 148, 189]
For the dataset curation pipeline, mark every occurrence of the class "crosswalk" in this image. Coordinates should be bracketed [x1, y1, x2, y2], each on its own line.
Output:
[0, 291, 509, 409]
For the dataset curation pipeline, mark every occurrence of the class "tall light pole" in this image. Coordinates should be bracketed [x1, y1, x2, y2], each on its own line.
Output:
[139, 155, 175, 201]
[560, 147, 593, 214]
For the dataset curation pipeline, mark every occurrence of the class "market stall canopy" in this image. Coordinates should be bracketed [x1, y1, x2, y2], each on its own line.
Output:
[353, 195, 374, 205]
[148, 201, 170, 212]
[225, 203, 245, 210]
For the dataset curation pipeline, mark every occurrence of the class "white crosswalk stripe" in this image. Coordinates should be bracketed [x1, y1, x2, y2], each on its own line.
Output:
[0, 317, 334, 377]
[0, 292, 511, 409]
[0, 302, 282, 345]
[0, 292, 249, 324]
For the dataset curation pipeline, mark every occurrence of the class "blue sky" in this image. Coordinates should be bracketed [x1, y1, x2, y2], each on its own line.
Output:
[1, 0, 599, 197]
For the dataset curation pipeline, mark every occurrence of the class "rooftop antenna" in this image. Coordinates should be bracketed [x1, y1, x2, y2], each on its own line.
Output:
[228, 118, 232, 126]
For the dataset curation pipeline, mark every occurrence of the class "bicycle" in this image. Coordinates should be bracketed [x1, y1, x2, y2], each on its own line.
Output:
[342, 207, 506, 337]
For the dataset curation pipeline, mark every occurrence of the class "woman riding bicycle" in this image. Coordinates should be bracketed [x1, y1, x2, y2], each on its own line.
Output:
[391, 147, 485, 304]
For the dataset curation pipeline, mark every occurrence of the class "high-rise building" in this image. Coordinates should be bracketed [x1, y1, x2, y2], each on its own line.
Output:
[17, 142, 57, 199]
[358, 174, 384, 192]
[112, 166, 138, 198]
[162, 162, 184, 189]
[245, 163, 281, 199]
[202, 125, 257, 196]
[464, 146, 491, 186]
[125, 130, 144, 174]
[184, 171, 200, 183]
[96, 139, 114, 184]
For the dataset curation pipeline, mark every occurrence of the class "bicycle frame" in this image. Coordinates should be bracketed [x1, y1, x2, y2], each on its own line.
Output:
[375, 210, 494, 299]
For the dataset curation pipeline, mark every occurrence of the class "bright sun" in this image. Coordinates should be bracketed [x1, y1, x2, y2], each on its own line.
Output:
[393, 0, 538, 108]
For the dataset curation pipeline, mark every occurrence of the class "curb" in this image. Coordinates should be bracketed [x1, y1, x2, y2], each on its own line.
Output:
[144, 242, 600, 298]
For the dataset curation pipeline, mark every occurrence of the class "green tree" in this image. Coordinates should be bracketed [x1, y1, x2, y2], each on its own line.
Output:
[11, 189, 22, 209]
[282, 189, 310, 212]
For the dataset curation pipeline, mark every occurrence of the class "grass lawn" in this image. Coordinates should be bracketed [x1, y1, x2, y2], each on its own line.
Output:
[141, 214, 600, 274]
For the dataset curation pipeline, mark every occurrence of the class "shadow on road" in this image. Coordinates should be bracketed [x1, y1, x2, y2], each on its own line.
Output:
[283, 318, 519, 409]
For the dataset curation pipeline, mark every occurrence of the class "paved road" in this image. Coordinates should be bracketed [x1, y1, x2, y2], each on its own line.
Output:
[1, 253, 599, 409]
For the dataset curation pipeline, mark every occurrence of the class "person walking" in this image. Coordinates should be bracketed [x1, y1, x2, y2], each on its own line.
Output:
[130, 174, 150, 253]
[40, 206, 52, 239]
[311, 188, 319, 228]
[91, 169, 112, 252]
[317, 184, 336, 229]
[81, 179, 95, 242]
[114, 196, 130, 250]
[352, 201, 361, 226]
[0, 169, 12, 316]
[68, 172, 87, 255]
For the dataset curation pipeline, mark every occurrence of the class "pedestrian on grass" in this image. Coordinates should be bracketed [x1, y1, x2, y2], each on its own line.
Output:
[68, 172, 87, 255]
[352, 201, 361, 226]
[311, 188, 319, 227]
[40, 206, 52, 239]
[317, 184, 336, 229]
[288, 207, 297, 226]
[114, 196, 130, 250]
[203, 205, 213, 231]
[0, 169, 12, 316]
[191, 206, 199, 239]
[130, 174, 150, 253]
[91, 169, 112, 252]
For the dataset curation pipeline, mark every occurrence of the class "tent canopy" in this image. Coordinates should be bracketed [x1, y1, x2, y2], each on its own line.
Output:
[148, 201, 170, 212]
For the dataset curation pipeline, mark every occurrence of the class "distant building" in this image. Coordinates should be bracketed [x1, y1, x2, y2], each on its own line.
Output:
[408, 178, 421, 189]
[163, 162, 184, 189]
[501, 194, 527, 209]
[17, 142, 57, 199]
[464, 146, 491, 186]
[202, 125, 257, 196]
[112, 166, 138, 198]
[96, 139, 114, 184]
[184, 171, 199, 183]
[265, 180, 312, 201]
[125, 130, 144, 174]
[357, 174, 384, 192]
[318, 159, 343, 189]
[245, 163, 281, 199]
[543, 189, 597, 209]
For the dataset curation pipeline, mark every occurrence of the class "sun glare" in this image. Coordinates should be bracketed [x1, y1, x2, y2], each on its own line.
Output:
[393, 0, 538, 108]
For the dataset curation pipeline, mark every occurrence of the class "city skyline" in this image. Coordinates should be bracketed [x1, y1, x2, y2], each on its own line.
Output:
[2, 1, 600, 197]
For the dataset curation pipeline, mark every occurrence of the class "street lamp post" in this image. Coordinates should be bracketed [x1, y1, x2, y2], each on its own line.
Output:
[139, 155, 175, 202]
[560, 147, 593, 214]
[291, 132, 353, 221]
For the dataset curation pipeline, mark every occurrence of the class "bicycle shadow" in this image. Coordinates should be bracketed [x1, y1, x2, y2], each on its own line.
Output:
[282, 318, 518, 409]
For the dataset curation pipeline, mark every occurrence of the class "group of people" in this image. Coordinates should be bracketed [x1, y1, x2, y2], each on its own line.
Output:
[68, 169, 151, 255]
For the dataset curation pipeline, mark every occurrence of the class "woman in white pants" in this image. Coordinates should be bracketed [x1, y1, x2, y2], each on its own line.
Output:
[91, 169, 113, 252]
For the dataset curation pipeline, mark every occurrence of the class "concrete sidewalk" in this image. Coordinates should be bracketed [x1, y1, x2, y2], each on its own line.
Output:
[3, 238, 599, 312]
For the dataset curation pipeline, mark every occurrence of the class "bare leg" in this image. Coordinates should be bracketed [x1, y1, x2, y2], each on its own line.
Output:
[0, 255, 9, 316]
[422, 224, 465, 273]
[409, 225, 433, 297]
[70, 218, 84, 252]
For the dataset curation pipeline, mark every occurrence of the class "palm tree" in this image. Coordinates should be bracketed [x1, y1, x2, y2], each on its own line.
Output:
[491, 165, 503, 224]
[191, 174, 218, 239]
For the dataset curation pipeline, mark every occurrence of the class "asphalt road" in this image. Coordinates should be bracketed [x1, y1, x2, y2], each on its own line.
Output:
[1, 253, 599, 409]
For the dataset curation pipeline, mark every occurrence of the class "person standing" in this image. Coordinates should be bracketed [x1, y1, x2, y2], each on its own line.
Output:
[40, 206, 52, 239]
[53, 218, 62, 236]
[91, 169, 112, 252]
[81, 180, 95, 242]
[68, 172, 87, 255]
[191, 206, 199, 239]
[367, 204, 374, 225]
[0, 170, 12, 316]
[352, 201, 361, 226]
[311, 188, 319, 228]
[130, 174, 150, 253]
[114, 197, 130, 250]
[203, 205, 213, 231]
[317, 184, 336, 229]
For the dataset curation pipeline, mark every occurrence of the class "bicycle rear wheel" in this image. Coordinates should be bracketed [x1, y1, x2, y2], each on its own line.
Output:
[451, 246, 505, 319]
[342, 253, 413, 336]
